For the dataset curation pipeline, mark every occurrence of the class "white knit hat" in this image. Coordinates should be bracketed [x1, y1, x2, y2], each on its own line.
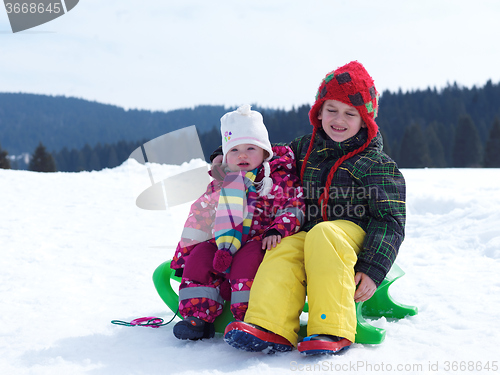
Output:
[220, 104, 274, 196]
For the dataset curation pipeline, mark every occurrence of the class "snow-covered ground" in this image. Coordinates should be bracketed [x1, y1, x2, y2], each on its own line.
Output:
[2, 161, 500, 375]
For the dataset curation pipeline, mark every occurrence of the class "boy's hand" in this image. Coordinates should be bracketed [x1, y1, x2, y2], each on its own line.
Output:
[212, 155, 223, 165]
[354, 272, 376, 302]
[210, 155, 226, 180]
[262, 235, 282, 250]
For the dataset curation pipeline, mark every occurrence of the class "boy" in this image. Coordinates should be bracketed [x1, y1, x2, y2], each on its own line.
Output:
[223, 62, 406, 355]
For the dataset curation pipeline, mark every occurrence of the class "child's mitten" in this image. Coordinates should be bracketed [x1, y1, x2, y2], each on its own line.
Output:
[213, 249, 232, 273]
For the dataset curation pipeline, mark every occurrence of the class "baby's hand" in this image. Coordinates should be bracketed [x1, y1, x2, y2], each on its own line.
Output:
[262, 235, 282, 250]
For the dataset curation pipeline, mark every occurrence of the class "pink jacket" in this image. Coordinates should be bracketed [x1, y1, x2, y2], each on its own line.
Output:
[171, 145, 305, 270]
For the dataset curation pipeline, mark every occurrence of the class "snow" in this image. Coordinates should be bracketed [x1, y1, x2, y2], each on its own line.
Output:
[2, 162, 500, 375]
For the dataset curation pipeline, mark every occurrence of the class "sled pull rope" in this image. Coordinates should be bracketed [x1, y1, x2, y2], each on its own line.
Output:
[111, 309, 179, 328]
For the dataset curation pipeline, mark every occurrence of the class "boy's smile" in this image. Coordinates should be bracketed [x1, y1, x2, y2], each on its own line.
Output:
[318, 99, 366, 142]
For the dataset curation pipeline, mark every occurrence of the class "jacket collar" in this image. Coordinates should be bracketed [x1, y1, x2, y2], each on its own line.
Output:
[315, 128, 382, 155]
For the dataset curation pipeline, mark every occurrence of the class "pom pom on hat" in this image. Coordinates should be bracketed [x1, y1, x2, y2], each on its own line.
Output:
[237, 104, 252, 115]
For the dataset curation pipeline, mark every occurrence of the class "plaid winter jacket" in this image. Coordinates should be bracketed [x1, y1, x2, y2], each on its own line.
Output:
[171, 145, 305, 271]
[291, 128, 406, 286]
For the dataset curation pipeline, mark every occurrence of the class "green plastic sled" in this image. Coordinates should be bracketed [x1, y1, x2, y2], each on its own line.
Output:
[153, 260, 417, 344]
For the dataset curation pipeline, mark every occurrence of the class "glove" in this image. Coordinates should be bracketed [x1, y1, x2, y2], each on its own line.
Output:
[213, 249, 233, 273]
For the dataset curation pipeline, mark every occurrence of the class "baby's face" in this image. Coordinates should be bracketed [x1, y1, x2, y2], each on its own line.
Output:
[225, 144, 265, 172]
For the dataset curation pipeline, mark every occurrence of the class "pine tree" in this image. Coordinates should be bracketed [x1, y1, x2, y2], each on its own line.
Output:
[69, 148, 86, 172]
[452, 114, 483, 167]
[81, 144, 92, 170]
[88, 150, 101, 171]
[425, 125, 447, 167]
[54, 147, 71, 172]
[103, 144, 120, 168]
[200, 126, 222, 161]
[397, 123, 432, 168]
[29, 142, 57, 172]
[0, 143, 11, 169]
[427, 121, 452, 166]
[484, 117, 500, 167]
[380, 130, 392, 159]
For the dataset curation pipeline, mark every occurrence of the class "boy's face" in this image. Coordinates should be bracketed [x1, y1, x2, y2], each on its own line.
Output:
[225, 143, 265, 172]
[318, 99, 366, 142]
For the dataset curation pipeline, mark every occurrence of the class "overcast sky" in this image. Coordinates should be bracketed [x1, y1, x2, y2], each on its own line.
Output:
[1, 0, 499, 112]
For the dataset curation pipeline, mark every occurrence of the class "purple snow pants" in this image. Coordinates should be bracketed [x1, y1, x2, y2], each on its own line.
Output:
[178, 240, 264, 323]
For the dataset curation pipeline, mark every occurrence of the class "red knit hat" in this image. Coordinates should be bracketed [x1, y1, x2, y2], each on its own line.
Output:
[309, 61, 379, 135]
[301, 61, 380, 220]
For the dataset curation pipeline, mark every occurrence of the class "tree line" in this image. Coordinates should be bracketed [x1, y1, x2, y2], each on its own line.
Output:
[0, 140, 144, 172]
[394, 114, 500, 168]
[1, 79, 500, 172]
[1, 113, 499, 172]
[0, 93, 230, 155]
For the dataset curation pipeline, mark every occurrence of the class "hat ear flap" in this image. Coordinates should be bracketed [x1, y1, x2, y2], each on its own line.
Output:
[255, 161, 273, 197]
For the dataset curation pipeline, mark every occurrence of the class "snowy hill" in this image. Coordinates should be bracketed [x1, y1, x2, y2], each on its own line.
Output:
[1, 162, 500, 375]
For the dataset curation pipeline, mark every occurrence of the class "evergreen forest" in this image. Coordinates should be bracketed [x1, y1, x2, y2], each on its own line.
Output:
[1, 79, 500, 172]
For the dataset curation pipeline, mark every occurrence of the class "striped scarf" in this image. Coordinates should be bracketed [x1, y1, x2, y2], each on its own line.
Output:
[214, 168, 258, 257]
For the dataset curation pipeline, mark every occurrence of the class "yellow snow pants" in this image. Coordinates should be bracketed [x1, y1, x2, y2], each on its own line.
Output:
[244, 220, 365, 346]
